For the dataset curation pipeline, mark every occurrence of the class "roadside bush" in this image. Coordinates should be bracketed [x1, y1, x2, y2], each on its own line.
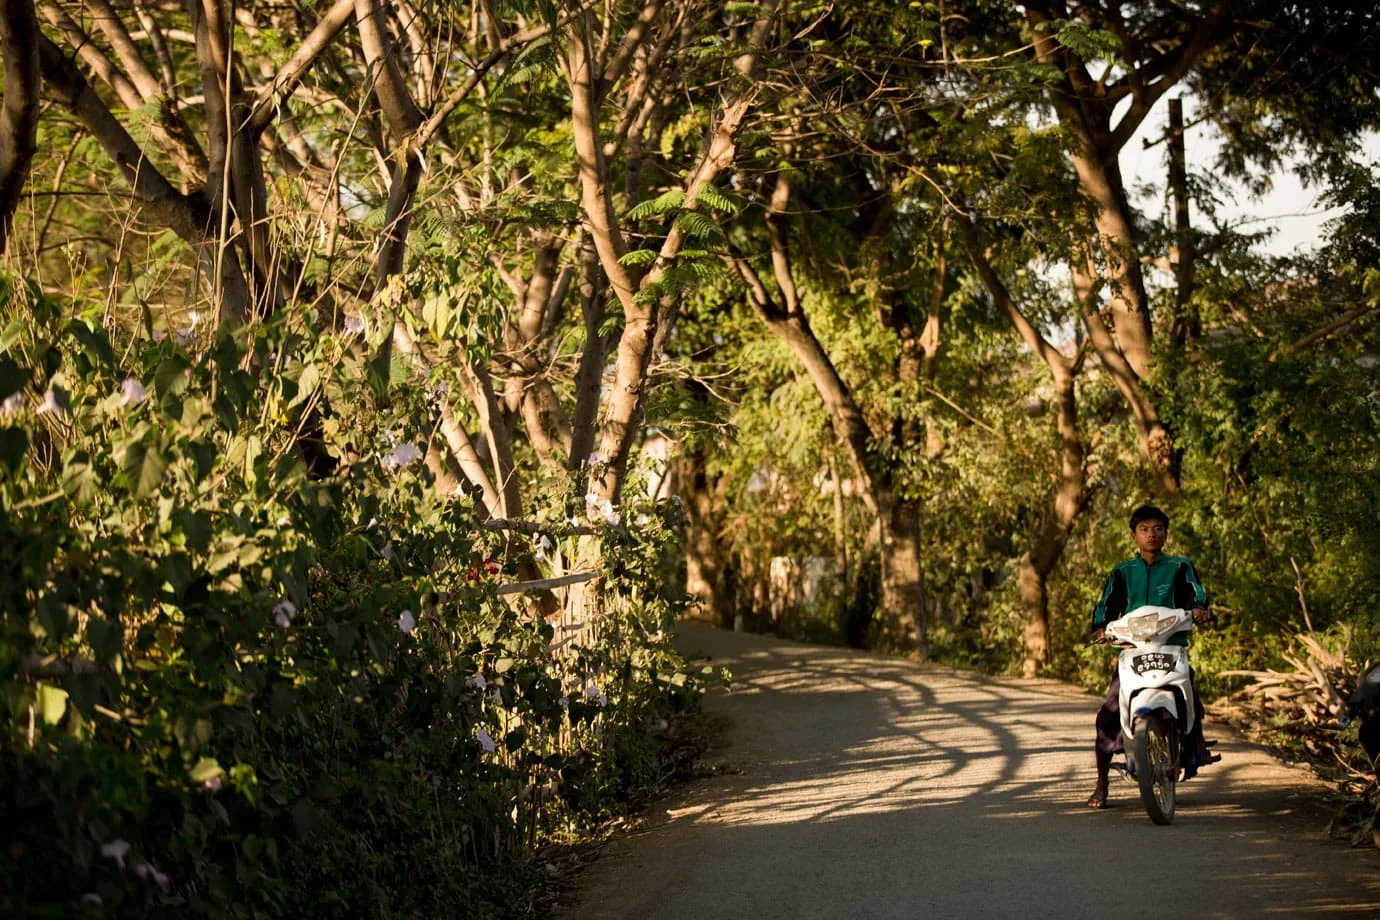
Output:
[0, 280, 701, 918]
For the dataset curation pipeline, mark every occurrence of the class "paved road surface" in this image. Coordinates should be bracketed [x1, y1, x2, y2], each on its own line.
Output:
[558, 625, 1380, 919]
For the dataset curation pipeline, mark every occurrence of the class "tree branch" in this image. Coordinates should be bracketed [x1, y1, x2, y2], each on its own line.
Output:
[248, 0, 357, 136]
[38, 33, 252, 314]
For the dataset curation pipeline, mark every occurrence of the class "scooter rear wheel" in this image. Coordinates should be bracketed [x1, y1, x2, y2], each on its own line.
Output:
[1134, 715, 1177, 825]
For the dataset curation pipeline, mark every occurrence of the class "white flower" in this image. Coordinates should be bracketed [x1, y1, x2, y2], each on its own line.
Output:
[343, 316, 365, 337]
[188, 310, 203, 328]
[398, 609, 416, 635]
[203, 774, 223, 791]
[558, 696, 569, 711]
[0, 392, 23, 416]
[276, 515, 291, 527]
[100, 839, 130, 869]
[174, 326, 195, 347]
[380, 541, 394, 561]
[119, 380, 147, 408]
[35, 387, 69, 418]
[488, 685, 503, 703]
[584, 682, 607, 707]
[81, 893, 103, 905]
[366, 517, 379, 530]
[383, 442, 423, 471]
[134, 864, 170, 889]
[465, 674, 486, 691]
[533, 533, 554, 560]
[587, 451, 603, 466]
[476, 727, 497, 754]
[273, 599, 297, 628]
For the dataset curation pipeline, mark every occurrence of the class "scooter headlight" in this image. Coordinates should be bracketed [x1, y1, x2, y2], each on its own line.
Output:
[1126, 612, 1160, 640]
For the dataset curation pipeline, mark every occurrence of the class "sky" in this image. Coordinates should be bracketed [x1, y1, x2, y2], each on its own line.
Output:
[1119, 97, 1380, 258]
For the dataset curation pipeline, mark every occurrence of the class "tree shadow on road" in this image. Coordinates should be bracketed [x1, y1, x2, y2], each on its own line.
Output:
[563, 628, 1380, 920]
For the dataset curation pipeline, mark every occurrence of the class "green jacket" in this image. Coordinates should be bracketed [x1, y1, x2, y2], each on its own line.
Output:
[1091, 554, 1208, 645]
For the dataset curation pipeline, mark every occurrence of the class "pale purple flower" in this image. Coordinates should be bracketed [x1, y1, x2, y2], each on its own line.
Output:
[398, 609, 416, 635]
[119, 378, 147, 407]
[0, 392, 22, 416]
[203, 775, 223, 791]
[273, 599, 297, 628]
[383, 442, 423, 471]
[533, 533, 554, 560]
[100, 839, 130, 869]
[465, 674, 486, 691]
[476, 727, 497, 754]
[587, 451, 603, 466]
[558, 696, 570, 711]
[343, 316, 365, 337]
[174, 326, 195, 347]
[35, 386, 70, 418]
[134, 864, 170, 889]
[584, 682, 607, 708]
[488, 685, 503, 703]
[380, 541, 394, 561]
[585, 492, 620, 525]
[151, 329, 167, 342]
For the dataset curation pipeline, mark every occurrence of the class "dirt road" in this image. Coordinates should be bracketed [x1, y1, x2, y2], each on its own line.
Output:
[557, 625, 1380, 920]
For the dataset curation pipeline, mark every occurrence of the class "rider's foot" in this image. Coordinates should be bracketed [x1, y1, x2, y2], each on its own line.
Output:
[1194, 739, 1222, 765]
[1087, 779, 1109, 809]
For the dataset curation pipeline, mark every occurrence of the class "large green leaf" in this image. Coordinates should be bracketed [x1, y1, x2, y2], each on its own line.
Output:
[117, 433, 167, 499]
[36, 682, 68, 726]
[0, 427, 27, 475]
[0, 354, 28, 400]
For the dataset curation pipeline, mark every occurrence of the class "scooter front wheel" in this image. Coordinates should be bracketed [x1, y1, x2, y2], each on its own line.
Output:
[1134, 715, 1177, 825]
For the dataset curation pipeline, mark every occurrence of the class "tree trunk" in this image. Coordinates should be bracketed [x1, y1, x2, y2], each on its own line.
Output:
[956, 210, 1092, 673]
[0, 0, 40, 254]
[1015, 363, 1087, 677]
[675, 449, 734, 628]
[1167, 96, 1198, 354]
[878, 494, 927, 655]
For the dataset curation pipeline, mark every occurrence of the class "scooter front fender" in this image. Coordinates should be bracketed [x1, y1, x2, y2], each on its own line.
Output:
[1124, 688, 1180, 740]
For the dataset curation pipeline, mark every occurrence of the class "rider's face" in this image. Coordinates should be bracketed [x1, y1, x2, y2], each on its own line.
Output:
[1134, 520, 1167, 558]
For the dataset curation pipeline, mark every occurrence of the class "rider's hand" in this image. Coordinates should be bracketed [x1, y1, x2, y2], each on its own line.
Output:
[1191, 607, 1212, 625]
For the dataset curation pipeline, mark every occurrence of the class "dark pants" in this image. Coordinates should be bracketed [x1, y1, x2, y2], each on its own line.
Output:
[1095, 669, 1208, 780]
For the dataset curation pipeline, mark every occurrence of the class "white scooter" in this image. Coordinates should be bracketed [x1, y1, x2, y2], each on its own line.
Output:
[1103, 606, 1201, 825]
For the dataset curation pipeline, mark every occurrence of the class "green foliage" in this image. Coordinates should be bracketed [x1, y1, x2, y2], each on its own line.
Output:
[0, 280, 704, 918]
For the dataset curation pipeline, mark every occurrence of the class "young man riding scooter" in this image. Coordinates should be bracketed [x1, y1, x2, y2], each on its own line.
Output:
[1086, 504, 1219, 809]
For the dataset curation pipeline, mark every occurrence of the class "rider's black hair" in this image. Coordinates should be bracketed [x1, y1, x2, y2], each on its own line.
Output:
[1129, 504, 1170, 531]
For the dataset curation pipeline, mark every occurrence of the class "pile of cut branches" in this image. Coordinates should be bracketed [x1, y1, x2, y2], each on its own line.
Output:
[1213, 628, 1380, 848]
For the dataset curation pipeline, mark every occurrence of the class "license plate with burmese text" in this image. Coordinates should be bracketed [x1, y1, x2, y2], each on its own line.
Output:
[1131, 652, 1176, 675]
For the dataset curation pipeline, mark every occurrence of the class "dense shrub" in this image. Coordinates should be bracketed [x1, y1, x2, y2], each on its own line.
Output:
[0, 281, 702, 917]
